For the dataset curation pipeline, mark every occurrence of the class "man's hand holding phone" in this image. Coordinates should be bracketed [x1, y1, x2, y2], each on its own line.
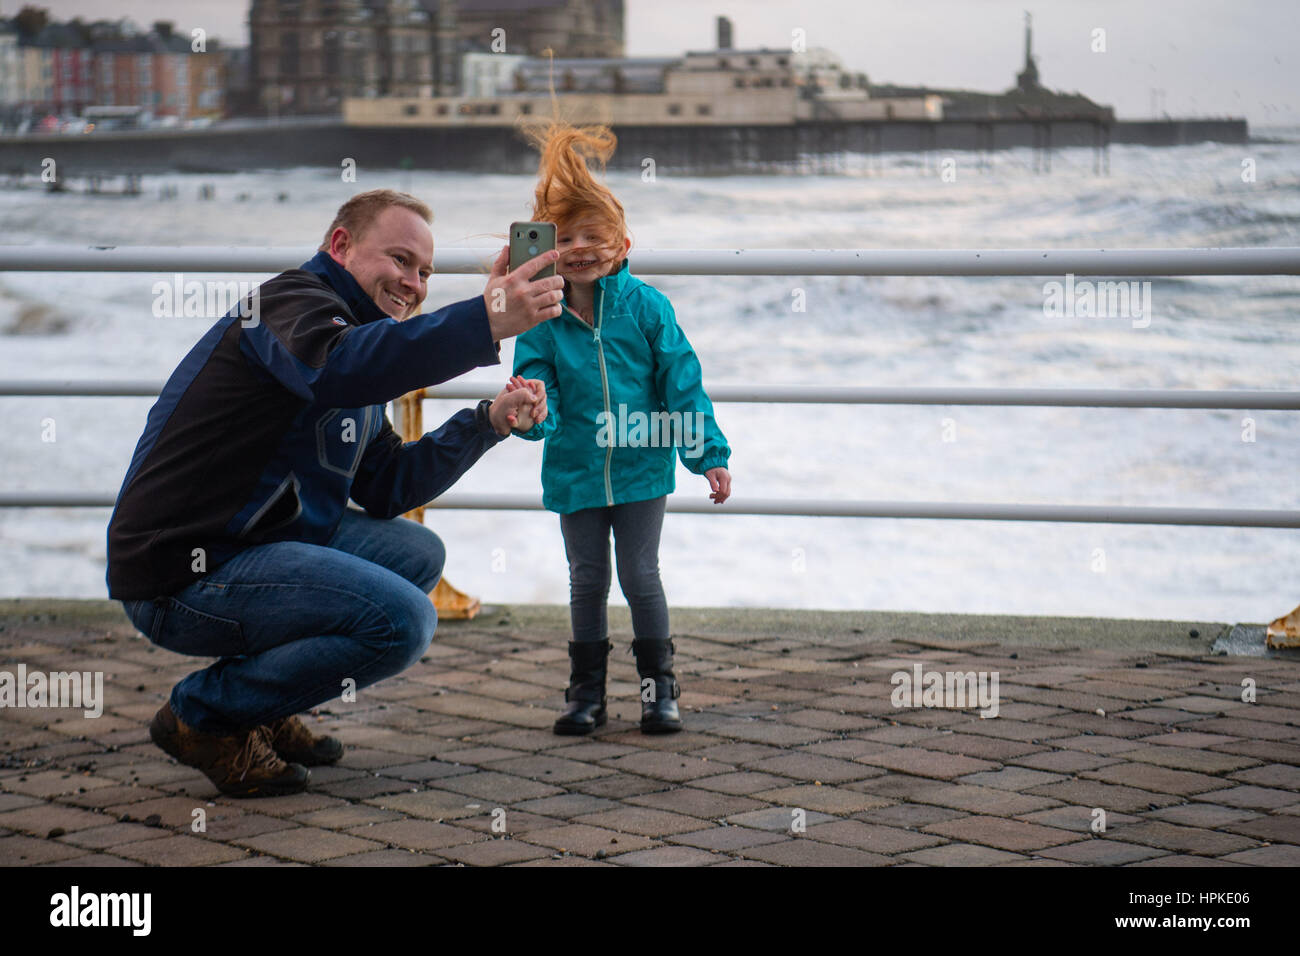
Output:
[483, 248, 562, 342]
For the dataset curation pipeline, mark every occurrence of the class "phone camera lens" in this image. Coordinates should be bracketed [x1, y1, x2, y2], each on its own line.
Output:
[528, 230, 538, 240]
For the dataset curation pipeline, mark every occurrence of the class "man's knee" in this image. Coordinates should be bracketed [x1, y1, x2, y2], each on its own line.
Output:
[413, 529, 446, 593]
[389, 590, 437, 669]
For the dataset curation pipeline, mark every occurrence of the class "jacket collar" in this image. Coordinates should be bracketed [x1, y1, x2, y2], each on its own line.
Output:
[299, 250, 389, 325]
[595, 257, 631, 295]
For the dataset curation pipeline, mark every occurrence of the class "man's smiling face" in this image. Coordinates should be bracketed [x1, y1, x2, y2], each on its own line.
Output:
[328, 205, 433, 320]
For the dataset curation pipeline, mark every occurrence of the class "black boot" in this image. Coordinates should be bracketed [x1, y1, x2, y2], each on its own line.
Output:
[632, 638, 682, 734]
[554, 640, 610, 736]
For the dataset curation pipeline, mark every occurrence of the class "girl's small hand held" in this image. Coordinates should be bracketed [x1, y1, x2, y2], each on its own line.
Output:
[705, 467, 731, 505]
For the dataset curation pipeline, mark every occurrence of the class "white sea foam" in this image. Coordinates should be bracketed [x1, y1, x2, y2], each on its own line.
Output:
[1, 138, 1298, 621]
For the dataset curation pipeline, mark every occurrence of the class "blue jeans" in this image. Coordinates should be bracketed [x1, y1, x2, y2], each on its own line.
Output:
[120, 508, 444, 735]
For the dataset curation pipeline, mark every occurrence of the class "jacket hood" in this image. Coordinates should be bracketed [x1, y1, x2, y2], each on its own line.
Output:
[300, 250, 390, 325]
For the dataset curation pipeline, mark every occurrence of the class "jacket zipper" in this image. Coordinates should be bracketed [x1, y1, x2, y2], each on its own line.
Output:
[593, 284, 613, 506]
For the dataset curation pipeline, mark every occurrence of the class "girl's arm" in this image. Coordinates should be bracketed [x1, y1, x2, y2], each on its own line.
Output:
[648, 298, 730, 474]
[511, 327, 561, 441]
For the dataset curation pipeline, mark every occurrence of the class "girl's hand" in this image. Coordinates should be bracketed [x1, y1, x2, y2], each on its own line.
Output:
[504, 374, 548, 425]
[705, 467, 731, 505]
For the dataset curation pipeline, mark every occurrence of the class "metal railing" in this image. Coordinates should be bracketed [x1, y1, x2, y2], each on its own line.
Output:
[2, 245, 1298, 529]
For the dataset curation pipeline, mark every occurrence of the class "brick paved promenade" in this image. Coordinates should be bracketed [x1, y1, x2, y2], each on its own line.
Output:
[2, 600, 1298, 867]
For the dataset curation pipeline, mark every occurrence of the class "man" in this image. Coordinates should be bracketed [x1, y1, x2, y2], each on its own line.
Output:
[106, 189, 561, 797]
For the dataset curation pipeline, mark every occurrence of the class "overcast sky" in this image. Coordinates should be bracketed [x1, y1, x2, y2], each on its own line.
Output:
[25, 0, 1299, 126]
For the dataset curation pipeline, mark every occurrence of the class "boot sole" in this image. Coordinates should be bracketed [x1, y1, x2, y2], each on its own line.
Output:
[216, 767, 311, 798]
[553, 713, 607, 736]
[640, 721, 682, 734]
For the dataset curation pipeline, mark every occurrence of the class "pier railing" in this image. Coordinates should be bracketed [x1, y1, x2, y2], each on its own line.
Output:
[2, 245, 1298, 529]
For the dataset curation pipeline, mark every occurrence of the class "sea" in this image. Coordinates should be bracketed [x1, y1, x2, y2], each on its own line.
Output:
[1, 130, 1298, 624]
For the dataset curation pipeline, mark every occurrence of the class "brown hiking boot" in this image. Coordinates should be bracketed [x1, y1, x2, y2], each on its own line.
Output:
[265, 714, 344, 766]
[149, 702, 310, 798]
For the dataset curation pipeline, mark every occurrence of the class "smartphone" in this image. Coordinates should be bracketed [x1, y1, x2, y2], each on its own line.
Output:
[509, 221, 557, 279]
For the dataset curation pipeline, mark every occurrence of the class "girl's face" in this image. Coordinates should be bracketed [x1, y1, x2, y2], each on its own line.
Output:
[556, 217, 627, 285]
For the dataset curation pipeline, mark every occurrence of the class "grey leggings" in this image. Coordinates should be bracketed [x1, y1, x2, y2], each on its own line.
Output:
[559, 496, 670, 644]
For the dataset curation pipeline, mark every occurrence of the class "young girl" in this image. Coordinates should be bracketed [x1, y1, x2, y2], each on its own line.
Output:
[510, 120, 732, 735]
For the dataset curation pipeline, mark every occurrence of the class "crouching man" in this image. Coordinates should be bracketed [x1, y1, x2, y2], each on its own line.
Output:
[106, 189, 560, 796]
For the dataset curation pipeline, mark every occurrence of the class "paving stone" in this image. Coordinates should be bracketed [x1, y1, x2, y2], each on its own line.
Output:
[744, 753, 883, 785]
[751, 784, 894, 815]
[114, 834, 247, 866]
[481, 754, 615, 784]
[435, 771, 565, 802]
[854, 803, 963, 828]
[921, 811, 1084, 852]
[597, 751, 733, 783]
[1210, 740, 1300, 765]
[1118, 746, 1259, 775]
[60, 822, 172, 849]
[367, 789, 501, 821]
[1079, 763, 1232, 796]
[1009, 751, 1123, 773]
[665, 826, 788, 852]
[1097, 816, 1258, 858]
[956, 767, 1068, 791]
[1143, 731, 1244, 749]
[1143, 804, 1262, 828]
[901, 782, 1062, 816]
[373, 760, 477, 782]
[233, 827, 386, 863]
[625, 787, 766, 820]
[565, 774, 665, 799]
[323, 849, 447, 866]
[1049, 735, 1146, 755]
[1228, 764, 1300, 789]
[804, 819, 946, 854]
[855, 725, 945, 746]
[570, 806, 710, 837]
[0, 769, 121, 798]
[35, 853, 143, 867]
[611, 845, 720, 866]
[0, 803, 114, 835]
[691, 771, 797, 795]
[901, 843, 1029, 866]
[1220, 814, 1300, 844]
[1025, 780, 1180, 813]
[724, 806, 838, 831]
[739, 838, 892, 867]
[1191, 785, 1298, 810]
[1016, 805, 1142, 833]
[916, 733, 1046, 762]
[1037, 839, 1170, 865]
[514, 793, 622, 819]
[707, 720, 829, 747]
[0, 833, 90, 864]
[437, 838, 559, 866]
[1218, 844, 1300, 866]
[342, 819, 482, 851]
[523, 823, 656, 856]
[1125, 855, 1246, 867]
[291, 804, 406, 829]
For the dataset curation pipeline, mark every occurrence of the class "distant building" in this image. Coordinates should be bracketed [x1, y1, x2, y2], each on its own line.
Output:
[249, 0, 624, 116]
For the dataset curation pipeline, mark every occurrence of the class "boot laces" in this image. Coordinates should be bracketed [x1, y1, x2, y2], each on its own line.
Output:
[232, 726, 282, 782]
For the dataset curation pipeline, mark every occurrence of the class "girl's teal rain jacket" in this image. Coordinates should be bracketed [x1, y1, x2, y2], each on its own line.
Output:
[512, 259, 730, 514]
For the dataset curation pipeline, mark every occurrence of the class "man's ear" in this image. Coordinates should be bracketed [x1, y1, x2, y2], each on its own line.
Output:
[327, 226, 352, 266]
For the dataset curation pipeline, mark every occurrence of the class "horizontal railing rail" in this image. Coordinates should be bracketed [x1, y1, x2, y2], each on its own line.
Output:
[2, 246, 1295, 529]
[1, 246, 1299, 276]
[0, 492, 1294, 528]
[2, 381, 1298, 408]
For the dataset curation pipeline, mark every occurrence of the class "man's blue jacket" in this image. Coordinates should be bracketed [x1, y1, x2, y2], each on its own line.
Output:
[105, 251, 504, 600]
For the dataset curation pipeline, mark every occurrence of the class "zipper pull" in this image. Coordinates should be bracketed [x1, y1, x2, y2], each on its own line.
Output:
[593, 327, 601, 343]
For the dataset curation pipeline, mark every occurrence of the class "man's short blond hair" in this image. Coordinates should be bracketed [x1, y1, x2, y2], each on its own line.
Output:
[319, 189, 433, 251]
